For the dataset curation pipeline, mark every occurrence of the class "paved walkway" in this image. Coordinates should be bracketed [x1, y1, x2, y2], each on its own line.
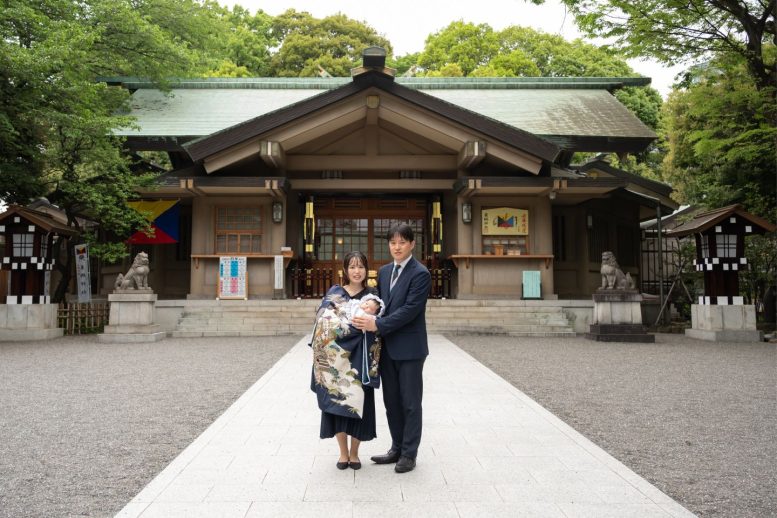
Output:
[116, 335, 695, 518]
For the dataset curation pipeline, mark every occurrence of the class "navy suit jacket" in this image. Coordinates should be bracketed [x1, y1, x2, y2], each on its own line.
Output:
[375, 257, 431, 360]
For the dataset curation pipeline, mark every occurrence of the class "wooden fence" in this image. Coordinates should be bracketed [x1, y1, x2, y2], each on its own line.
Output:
[57, 302, 110, 335]
[289, 263, 454, 299]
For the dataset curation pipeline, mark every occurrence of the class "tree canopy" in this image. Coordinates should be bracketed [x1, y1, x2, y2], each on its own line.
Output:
[416, 22, 662, 133]
[550, 0, 776, 93]
[0, 0, 226, 299]
[661, 54, 776, 217]
[267, 10, 391, 77]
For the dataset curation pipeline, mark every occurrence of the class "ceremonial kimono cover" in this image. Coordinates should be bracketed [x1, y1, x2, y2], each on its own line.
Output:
[310, 286, 382, 419]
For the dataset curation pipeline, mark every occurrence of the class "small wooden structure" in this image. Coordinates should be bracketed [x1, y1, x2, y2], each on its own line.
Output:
[0, 205, 76, 341]
[0, 205, 76, 304]
[667, 205, 776, 305]
[667, 204, 776, 341]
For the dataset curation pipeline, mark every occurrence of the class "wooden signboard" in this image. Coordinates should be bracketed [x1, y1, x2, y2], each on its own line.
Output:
[482, 207, 529, 235]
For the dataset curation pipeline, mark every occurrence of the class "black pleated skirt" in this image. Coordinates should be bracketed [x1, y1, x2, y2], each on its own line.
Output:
[319, 387, 377, 441]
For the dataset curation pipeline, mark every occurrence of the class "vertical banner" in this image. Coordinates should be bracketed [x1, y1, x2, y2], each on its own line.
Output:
[274, 255, 284, 290]
[74, 244, 91, 303]
[218, 256, 247, 300]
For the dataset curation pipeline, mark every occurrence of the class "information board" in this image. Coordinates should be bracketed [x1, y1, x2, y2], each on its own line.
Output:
[481, 207, 529, 235]
[218, 256, 247, 300]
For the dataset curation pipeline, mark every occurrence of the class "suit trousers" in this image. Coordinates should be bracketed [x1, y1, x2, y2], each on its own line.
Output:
[379, 354, 425, 459]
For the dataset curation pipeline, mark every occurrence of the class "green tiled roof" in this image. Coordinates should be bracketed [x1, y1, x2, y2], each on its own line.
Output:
[109, 76, 656, 141]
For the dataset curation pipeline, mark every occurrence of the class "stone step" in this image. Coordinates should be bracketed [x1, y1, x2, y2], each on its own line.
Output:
[178, 315, 568, 325]
[429, 324, 574, 333]
[178, 316, 314, 324]
[172, 299, 576, 337]
[426, 306, 565, 314]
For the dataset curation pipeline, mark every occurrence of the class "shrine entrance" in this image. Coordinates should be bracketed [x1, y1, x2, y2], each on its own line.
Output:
[309, 197, 428, 280]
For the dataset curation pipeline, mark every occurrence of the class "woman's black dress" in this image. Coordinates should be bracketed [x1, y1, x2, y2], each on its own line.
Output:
[318, 286, 377, 441]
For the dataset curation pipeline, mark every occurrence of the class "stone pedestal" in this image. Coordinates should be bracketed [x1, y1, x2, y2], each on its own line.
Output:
[685, 304, 762, 342]
[99, 291, 165, 343]
[0, 303, 63, 341]
[586, 290, 654, 343]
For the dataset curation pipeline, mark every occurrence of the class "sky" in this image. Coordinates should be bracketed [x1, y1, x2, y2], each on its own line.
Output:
[221, 0, 685, 97]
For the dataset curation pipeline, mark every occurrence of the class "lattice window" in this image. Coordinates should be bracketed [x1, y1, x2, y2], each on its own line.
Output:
[334, 219, 368, 262]
[716, 234, 737, 258]
[215, 207, 262, 254]
[373, 219, 425, 262]
[699, 235, 710, 258]
[12, 233, 34, 257]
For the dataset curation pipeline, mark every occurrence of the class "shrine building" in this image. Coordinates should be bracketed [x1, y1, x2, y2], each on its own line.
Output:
[102, 47, 678, 303]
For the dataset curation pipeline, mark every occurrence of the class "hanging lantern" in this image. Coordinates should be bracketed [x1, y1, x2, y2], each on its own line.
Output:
[304, 197, 315, 253]
[431, 199, 442, 253]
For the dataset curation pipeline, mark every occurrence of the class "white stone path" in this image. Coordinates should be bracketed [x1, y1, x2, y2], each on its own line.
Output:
[116, 335, 696, 518]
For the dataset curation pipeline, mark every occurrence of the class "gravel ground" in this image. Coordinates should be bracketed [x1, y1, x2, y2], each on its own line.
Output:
[448, 333, 777, 518]
[0, 335, 298, 518]
[1, 333, 774, 518]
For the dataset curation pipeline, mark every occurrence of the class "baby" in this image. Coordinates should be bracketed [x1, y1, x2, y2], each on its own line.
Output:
[343, 293, 385, 322]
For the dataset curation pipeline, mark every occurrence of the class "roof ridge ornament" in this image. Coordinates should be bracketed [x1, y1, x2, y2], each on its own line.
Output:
[351, 46, 396, 80]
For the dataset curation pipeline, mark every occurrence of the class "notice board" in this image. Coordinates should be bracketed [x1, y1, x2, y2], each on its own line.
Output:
[218, 256, 247, 300]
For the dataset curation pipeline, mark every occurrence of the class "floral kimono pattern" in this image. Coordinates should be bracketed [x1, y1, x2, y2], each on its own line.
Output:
[310, 286, 382, 419]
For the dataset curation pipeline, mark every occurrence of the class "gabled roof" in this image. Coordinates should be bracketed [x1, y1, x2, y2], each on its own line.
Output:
[107, 76, 656, 155]
[182, 71, 559, 164]
[666, 204, 776, 237]
[0, 205, 78, 235]
[575, 159, 672, 198]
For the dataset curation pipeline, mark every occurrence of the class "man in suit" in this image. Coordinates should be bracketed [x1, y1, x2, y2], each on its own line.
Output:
[353, 222, 430, 473]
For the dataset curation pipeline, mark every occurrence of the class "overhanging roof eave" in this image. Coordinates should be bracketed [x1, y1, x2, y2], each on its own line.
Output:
[183, 71, 559, 164]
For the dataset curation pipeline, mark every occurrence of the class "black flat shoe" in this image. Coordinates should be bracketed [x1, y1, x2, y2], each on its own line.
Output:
[394, 455, 416, 473]
[336, 461, 349, 470]
[349, 460, 362, 470]
[370, 449, 401, 464]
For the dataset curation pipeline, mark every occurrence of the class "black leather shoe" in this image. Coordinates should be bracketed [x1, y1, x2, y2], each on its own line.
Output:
[349, 460, 362, 470]
[394, 455, 416, 473]
[370, 449, 401, 464]
[336, 461, 349, 470]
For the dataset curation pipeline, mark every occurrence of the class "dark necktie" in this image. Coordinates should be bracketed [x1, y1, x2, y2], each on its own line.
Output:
[390, 264, 401, 289]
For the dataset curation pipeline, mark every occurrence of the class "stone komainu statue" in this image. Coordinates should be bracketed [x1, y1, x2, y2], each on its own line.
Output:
[114, 252, 151, 290]
[600, 251, 635, 290]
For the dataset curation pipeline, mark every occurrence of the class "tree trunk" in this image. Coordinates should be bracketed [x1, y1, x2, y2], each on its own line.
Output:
[53, 237, 74, 303]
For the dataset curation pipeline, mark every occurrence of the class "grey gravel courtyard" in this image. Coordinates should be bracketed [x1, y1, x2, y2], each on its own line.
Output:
[0, 333, 774, 517]
[450, 333, 777, 518]
[0, 335, 298, 518]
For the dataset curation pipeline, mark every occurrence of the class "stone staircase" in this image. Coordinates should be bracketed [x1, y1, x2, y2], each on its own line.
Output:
[426, 299, 576, 337]
[172, 299, 576, 338]
[172, 300, 320, 338]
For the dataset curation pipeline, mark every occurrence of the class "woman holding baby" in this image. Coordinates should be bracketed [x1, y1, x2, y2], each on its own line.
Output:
[310, 250, 384, 470]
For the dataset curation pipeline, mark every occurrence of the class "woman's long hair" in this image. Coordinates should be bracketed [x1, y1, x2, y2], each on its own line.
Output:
[342, 251, 368, 289]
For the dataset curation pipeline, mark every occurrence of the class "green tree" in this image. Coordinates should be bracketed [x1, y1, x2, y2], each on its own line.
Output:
[269, 10, 391, 77]
[208, 5, 275, 76]
[661, 54, 776, 217]
[0, 0, 225, 300]
[418, 21, 499, 75]
[548, 0, 776, 93]
[417, 23, 662, 134]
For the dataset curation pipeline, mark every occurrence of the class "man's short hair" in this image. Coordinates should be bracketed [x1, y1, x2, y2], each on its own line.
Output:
[386, 222, 414, 242]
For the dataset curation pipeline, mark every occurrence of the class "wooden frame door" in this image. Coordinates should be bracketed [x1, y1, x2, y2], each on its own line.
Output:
[311, 197, 427, 281]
